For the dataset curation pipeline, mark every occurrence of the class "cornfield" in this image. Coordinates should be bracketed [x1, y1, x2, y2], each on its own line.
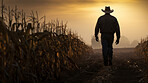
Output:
[0, 3, 93, 83]
[135, 37, 148, 61]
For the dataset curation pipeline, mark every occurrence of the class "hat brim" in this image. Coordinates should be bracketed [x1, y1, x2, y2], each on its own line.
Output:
[101, 9, 114, 13]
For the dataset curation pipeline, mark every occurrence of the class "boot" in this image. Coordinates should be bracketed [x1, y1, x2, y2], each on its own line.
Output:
[109, 60, 112, 66]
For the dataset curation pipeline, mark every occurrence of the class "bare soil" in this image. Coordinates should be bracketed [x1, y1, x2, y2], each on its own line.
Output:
[59, 48, 148, 83]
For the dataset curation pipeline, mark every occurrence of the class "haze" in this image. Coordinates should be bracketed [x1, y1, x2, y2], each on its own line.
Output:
[3, 0, 148, 45]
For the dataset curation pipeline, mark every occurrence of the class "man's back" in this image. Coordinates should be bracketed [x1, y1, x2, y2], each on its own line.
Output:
[96, 14, 119, 34]
[95, 13, 120, 40]
[99, 14, 117, 33]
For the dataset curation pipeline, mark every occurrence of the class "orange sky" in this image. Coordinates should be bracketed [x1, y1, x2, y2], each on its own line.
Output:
[3, 0, 148, 45]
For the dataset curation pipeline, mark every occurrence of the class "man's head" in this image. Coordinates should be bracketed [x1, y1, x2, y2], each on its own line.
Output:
[102, 6, 114, 14]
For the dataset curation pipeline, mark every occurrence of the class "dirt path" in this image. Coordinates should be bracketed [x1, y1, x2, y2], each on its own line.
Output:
[62, 48, 147, 83]
[104, 48, 146, 83]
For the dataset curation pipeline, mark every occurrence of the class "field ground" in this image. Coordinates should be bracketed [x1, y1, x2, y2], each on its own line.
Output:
[59, 48, 148, 83]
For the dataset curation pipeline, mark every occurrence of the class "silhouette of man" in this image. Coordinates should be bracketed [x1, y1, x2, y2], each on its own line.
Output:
[95, 6, 120, 66]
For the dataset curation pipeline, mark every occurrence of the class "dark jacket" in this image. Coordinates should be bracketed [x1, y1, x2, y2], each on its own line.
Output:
[95, 14, 120, 40]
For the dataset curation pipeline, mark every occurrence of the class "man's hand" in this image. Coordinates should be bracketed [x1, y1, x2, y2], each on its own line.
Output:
[115, 39, 119, 45]
[95, 36, 99, 42]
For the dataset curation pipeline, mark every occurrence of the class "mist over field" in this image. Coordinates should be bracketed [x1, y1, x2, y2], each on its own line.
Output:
[91, 35, 139, 49]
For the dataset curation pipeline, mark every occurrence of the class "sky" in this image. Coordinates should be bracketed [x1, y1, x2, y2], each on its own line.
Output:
[2, 0, 148, 45]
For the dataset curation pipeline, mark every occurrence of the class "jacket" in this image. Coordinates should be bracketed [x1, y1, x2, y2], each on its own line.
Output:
[95, 14, 120, 40]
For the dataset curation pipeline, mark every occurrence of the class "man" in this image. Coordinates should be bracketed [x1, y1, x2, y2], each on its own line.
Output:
[95, 6, 120, 66]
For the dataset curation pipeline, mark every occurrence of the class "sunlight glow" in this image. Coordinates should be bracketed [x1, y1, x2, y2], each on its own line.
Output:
[45, 0, 148, 45]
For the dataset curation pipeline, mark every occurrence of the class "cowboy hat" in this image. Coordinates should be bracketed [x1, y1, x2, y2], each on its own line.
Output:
[102, 6, 114, 13]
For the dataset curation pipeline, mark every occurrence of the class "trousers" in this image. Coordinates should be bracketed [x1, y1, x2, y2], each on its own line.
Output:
[101, 33, 114, 66]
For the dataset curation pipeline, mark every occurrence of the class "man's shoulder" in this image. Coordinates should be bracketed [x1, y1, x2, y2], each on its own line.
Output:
[98, 15, 117, 20]
[100, 15, 105, 18]
[98, 15, 103, 18]
[110, 15, 117, 19]
[98, 15, 104, 20]
[99, 15, 116, 18]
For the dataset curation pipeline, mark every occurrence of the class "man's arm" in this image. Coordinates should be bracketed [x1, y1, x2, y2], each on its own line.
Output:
[115, 18, 120, 44]
[95, 18, 100, 42]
